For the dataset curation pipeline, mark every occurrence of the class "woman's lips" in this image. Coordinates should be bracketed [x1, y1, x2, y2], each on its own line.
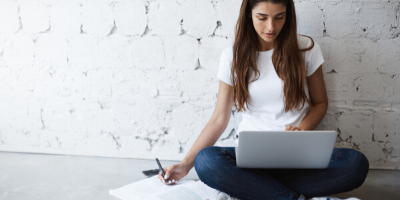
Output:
[265, 33, 275, 37]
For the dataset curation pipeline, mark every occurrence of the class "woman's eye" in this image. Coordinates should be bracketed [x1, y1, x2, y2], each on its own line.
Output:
[258, 17, 283, 20]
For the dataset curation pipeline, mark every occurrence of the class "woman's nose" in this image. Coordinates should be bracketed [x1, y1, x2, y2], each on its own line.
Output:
[266, 19, 275, 32]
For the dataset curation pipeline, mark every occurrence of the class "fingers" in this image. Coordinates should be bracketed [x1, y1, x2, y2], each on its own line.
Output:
[158, 168, 169, 184]
[164, 168, 171, 180]
[285, 125, 295, 131]
[165, 168, 178, 184]
[285, 125, 302, 131]
[157, 167, 178, 185]
[166, 177, 177, 184]
[158, 171, 165, 184]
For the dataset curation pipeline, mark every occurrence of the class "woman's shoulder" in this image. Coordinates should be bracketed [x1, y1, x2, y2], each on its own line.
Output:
[222, 45, 234, 55]
[221, 45, 234, 60]
[297, 34, 317, 50]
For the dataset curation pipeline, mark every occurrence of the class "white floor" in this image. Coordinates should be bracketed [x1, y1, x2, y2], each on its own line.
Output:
[0, 151, 399, 200]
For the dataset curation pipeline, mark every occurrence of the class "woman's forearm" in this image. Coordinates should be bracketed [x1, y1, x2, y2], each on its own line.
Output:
[298, 102, 328, 130]
[181, 119, 228, 169]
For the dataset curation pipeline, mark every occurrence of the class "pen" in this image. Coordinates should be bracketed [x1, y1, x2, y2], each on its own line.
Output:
[156, 158, 169, 183]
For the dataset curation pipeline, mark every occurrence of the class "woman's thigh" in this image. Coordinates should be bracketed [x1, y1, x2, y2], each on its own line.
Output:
[194, 146, 285, 180]
[193, 146, 334, 181]
[275, 148, 370, 197]
[194, 146, 369, 199]
[194, 146, 302, 200]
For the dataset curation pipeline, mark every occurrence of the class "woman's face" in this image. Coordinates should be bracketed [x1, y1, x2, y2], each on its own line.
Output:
[251, 2, 287, 50]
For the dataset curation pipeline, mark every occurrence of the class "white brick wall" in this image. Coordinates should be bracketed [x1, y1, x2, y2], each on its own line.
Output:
[0, 0, 399, 170]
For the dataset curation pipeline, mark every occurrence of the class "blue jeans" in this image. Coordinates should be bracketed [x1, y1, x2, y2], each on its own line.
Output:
[194, 146, 369, 200]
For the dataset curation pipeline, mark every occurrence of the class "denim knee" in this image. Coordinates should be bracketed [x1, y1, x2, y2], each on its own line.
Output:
[349, 149, 370, 188]
[357, 151, 369, 186]
[194, 146, 217, 176]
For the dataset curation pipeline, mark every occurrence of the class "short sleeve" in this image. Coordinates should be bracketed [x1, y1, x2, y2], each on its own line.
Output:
[305, 40, 324, 77]
[217, 50, 233, 86]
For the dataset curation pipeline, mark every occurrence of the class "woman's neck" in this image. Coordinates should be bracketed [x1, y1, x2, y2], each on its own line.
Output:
[257, 35, 274, 51]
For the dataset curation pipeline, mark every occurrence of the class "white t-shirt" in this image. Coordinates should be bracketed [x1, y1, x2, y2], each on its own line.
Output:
[217, 35, 324, 145]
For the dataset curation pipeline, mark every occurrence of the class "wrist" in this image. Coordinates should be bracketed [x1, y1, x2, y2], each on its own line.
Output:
[181, 158, 194, 170]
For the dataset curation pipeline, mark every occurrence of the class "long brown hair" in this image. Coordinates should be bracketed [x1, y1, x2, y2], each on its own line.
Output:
[231, 0, 314, 113]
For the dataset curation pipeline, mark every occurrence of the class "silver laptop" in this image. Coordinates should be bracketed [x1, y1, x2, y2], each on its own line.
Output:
[235, 130, 337, 169]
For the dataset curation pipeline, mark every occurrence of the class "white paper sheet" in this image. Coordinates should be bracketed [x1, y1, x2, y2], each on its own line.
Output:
[109, 176, 217, 200]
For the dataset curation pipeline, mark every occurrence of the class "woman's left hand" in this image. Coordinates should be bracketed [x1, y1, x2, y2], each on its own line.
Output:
[285, 125, 303, 131]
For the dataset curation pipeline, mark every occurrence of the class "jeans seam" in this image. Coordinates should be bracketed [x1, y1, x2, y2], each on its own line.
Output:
[221, 148, 236, 164]
[225, 148, 235, 155]
[335, 149, 340, 160]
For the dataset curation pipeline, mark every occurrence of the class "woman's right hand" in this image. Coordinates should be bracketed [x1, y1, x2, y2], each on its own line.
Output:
[157, 161, 192, 185]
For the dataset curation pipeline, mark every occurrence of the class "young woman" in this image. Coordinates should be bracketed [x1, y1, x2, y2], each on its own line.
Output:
[158, 0, 369, 199]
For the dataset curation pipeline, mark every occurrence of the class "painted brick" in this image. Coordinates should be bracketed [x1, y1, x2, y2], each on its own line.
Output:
[163, 35, 198, 70]
[324, 2, 362, 37]
[129, 99, 169, 138]
[3, 34, 35, 67]
[97, 35, 133, 68]
[214, 0, 241, 38]
[376, 37, 400, 75]
[117, 135, 153, 159]
[395, 75, 400, 103]
[14, 66, 45, 93]
[54, 68, 86, 97]
[82, 69, 114, 96]
[178, 70, 216, 102]
[50, 0, 82, 35]
[358, 141, 387, 163]
[19, 0, 50, 34]
[165, 102, 204, 139]
[0, 0, 20, 33]
[41, 97, 89, 132]
[82, 0, 114, 37]
[314, 37, 341, 74]
[199, 37, 231, 70]
[0, 35, 5, 54]
[131, 36, 165, 70]
[67, 35, 100, 68]
[324, 73, 359, 101]
[339, 38, 376, 73]
[0, 98, 42, 131]
[107, 100, 140, 134]
[295, 1, 324, 37]
[110, 68, 147, 97]
[101, 0, 115, 5]
[113, 0, 147, 36]
[360, 2, 399, 40]
[181, 0, 217, 39]
[0, 69, 21, 97]
[34, 34, 68, 67]
[353, 73, 397, 102]
[151, 139, 182, 159]
[0, 59, 6, 69]
[337, 111, 373, 146]
[146, 69, 184, 100]
[374, 111, 400, 143]
[84, 99, 118, 134]
[148, 0, 181, 35]
[383, 143, 400, 164]
[29, 68, 65, 98]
